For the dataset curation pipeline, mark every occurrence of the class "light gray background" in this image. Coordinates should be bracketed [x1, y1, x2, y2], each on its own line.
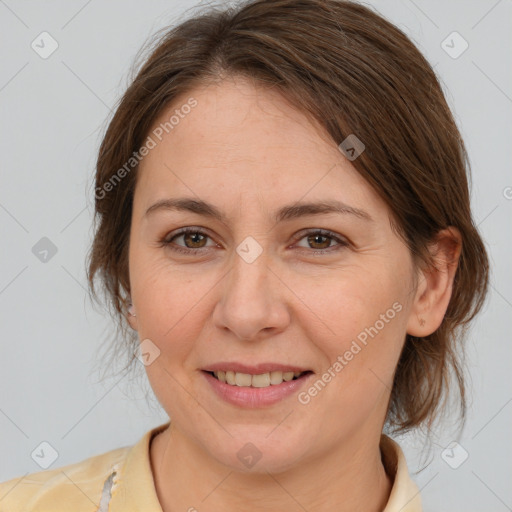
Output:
[1, 1, 511, 510]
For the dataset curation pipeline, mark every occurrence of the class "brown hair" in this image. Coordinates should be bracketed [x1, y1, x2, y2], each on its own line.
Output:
[87, 0, 489, 436]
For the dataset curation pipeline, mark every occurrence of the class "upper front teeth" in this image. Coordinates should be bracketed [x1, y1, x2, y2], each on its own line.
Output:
[213, 370, 303, 387]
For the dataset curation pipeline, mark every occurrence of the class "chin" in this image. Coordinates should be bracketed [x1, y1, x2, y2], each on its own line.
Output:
[210, 428, 307, 474]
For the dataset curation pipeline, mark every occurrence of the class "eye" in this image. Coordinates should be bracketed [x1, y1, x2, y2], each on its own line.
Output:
[160, 227, 349, 256]
[161, 227, 217, 254]
[294, 229, 348, 253]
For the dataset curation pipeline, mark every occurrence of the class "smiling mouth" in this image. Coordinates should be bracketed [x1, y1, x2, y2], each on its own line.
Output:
[204, 370, 313, 388]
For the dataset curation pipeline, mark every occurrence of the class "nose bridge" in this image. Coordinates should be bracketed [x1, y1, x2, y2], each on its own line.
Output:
[213, 240, 289, 339]
[226, 242, 272, 307]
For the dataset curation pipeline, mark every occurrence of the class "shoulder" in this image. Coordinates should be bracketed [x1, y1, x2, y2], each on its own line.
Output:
[0, 445, 130, 512]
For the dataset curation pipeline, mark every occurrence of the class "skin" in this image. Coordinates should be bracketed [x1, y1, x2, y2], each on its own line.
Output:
[127, 75, 461, 512]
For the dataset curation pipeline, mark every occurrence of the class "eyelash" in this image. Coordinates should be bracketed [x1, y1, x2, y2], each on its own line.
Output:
[160, 227, 349, 255]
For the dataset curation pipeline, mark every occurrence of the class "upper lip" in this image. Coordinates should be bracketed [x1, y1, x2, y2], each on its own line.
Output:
[202, 362, 312, 374]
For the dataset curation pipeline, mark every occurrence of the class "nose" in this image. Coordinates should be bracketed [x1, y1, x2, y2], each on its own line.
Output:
[212, 246, 291, 341]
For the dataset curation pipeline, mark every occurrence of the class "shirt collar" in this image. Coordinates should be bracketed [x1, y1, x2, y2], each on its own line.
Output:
[109, 423, 422, 512]
[108, 422, 168, 512]
[381, 433, 423, 511]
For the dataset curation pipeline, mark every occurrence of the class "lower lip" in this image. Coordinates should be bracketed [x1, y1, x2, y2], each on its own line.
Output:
[201, 370, 313, 408]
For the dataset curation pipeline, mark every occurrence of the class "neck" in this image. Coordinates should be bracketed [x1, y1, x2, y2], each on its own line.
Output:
[150, 423, 393, 512]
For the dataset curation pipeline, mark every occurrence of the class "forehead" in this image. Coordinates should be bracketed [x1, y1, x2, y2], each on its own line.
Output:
[135, 76, 387, 221]
[147, 76, 333, 160]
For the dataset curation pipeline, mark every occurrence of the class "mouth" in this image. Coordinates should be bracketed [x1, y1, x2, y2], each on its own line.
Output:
[203, 370, 313, 388]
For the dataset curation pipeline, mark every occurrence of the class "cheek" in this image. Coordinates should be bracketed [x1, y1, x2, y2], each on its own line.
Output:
[130, 264, 215, 410]
[299, 260, 409, 385]
[129, 255, 214, 355]
[294, 271, 408, 438]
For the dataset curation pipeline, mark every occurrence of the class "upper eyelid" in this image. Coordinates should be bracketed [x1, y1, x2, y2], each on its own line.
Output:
[166, 227, 216, 243]
[170, 229, 217, 245]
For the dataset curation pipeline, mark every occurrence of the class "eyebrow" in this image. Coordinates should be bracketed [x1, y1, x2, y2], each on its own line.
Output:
[144, 197, 373, 223]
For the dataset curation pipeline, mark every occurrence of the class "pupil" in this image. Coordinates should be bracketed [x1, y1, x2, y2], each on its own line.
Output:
[186, 232, 205, 247]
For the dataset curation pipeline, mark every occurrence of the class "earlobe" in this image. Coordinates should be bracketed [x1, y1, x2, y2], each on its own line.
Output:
[126, 303, 138, 330]
[406, 227, 462, 337]
[127, 303, 136, 317]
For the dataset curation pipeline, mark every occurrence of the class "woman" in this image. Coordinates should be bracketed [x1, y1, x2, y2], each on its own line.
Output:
[0, 0, 489, 510]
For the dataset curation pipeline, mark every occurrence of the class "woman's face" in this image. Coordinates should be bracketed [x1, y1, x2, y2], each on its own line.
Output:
[128, 76, 419, 472]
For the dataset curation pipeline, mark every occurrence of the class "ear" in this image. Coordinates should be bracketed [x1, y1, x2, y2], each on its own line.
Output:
[406, 227, 462, 337]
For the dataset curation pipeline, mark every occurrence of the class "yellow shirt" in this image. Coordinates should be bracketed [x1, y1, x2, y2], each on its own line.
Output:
[0, 422, 422, 511]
